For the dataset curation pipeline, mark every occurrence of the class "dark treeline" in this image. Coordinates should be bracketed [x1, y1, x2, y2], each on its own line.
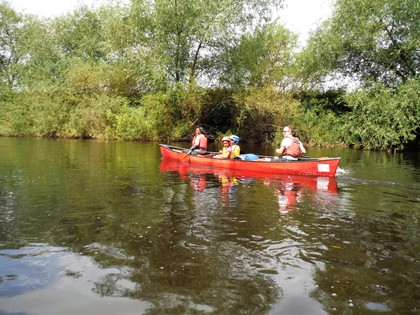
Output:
[0, 0, 418, 151]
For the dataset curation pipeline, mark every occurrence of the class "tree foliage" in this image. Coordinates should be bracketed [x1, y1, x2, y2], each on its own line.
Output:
[0, 0, 418, 150]
[0, 3, 40, 88]
[293, 0, 419, 151]
[233, 86, 301, 143]
[301, 0, 419, 88]
[339, 78, 419, 151]
[128, 0, 284, 86]
[220, 23, 297, 90]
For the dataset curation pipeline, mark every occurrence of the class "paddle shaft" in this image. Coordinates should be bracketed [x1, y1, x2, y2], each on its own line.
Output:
[181, 150, 192, 160]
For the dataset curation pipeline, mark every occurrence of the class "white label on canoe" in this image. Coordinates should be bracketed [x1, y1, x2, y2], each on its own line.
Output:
[318, 164, 330, 173]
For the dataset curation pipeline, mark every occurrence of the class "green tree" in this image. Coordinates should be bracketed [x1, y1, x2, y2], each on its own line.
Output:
[220, 23, 298, 90]
[0, 3, 51, 135]
[0, 3, 41, 89]
[128, 0, 285, 87]
[301, 0, 419, 88]
[53, 6, 108, 61]
[294, 0, 419, 150]
[234, 86, 301, 143]
[339, 78, 419, 151]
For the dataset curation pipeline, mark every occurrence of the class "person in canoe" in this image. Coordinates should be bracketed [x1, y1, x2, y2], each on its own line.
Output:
[214, 136, 240, 159]
[190, 126, 208, 155]
[276, 126, 306, 160]
[230, 135, 241, 156]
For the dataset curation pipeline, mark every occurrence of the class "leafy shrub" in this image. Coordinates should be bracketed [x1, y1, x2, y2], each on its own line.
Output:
[339, 79, 419, 151]
[64, 94, 126, 139]
[297, 90, 345, 146]
[112, 105, 150, 140]
[234, 86, 302, 143]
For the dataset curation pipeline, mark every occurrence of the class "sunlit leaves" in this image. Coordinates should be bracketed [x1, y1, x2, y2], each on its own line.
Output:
[0, 3, 40, 88]
[128, 0, 285, 86]
[221, 23, 297, 90]
[302, 0, 419, 88]
[339, 78, 419, 151]
[53, 6, 107, 61]
[232, 86, 301, 142]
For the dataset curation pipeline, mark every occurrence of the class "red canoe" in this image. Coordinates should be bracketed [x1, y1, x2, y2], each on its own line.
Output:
[160, 144, 341, 177]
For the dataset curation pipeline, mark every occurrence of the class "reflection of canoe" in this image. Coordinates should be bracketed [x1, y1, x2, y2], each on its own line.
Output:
[160, 144, 341, 177]
[160, 159, 338, 194]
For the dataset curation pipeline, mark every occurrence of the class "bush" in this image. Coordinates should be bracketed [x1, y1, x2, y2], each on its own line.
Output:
[339, 79, 419, 151]
[112, 105, 150, 140]
[233, 86, 302, 143]
[64, 94, 126, 139]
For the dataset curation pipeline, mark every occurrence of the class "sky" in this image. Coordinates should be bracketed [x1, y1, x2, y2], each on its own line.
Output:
[276, 0, 333, 45]
[7, 0, 334, 45]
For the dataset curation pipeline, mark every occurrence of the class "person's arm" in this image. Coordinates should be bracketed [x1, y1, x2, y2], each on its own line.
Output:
[221, 147, 231, 158]
[276, 147, 285, 155]
[299, 141, 306, 154]
[276, 138, 289, 155]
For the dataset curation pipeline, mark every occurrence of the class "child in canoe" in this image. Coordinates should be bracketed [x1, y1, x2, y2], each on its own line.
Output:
[213, 136, 240, 159]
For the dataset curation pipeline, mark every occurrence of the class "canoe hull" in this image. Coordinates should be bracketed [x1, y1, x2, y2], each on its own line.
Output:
[159, 144, 341, 177]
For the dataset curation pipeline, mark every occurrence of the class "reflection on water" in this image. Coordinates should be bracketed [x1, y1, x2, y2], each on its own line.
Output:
[275, 181, 302, 214]
[160, 159, 339, 215]
[0, 138, 419, 314]
[0, 244, 150, 315]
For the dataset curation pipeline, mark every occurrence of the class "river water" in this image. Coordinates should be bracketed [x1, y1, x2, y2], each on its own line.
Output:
[0, 137, 418, 315]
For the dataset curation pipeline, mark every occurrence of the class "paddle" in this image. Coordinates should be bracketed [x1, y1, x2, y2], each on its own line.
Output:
[181, 150, 192, 161]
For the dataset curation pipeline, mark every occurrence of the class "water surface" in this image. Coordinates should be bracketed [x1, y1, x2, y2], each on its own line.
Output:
[0, 138, 418, 314]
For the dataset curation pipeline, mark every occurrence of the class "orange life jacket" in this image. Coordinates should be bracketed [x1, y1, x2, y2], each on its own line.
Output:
[192, 134, 208, 150]
[283, 137, 302, 157]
